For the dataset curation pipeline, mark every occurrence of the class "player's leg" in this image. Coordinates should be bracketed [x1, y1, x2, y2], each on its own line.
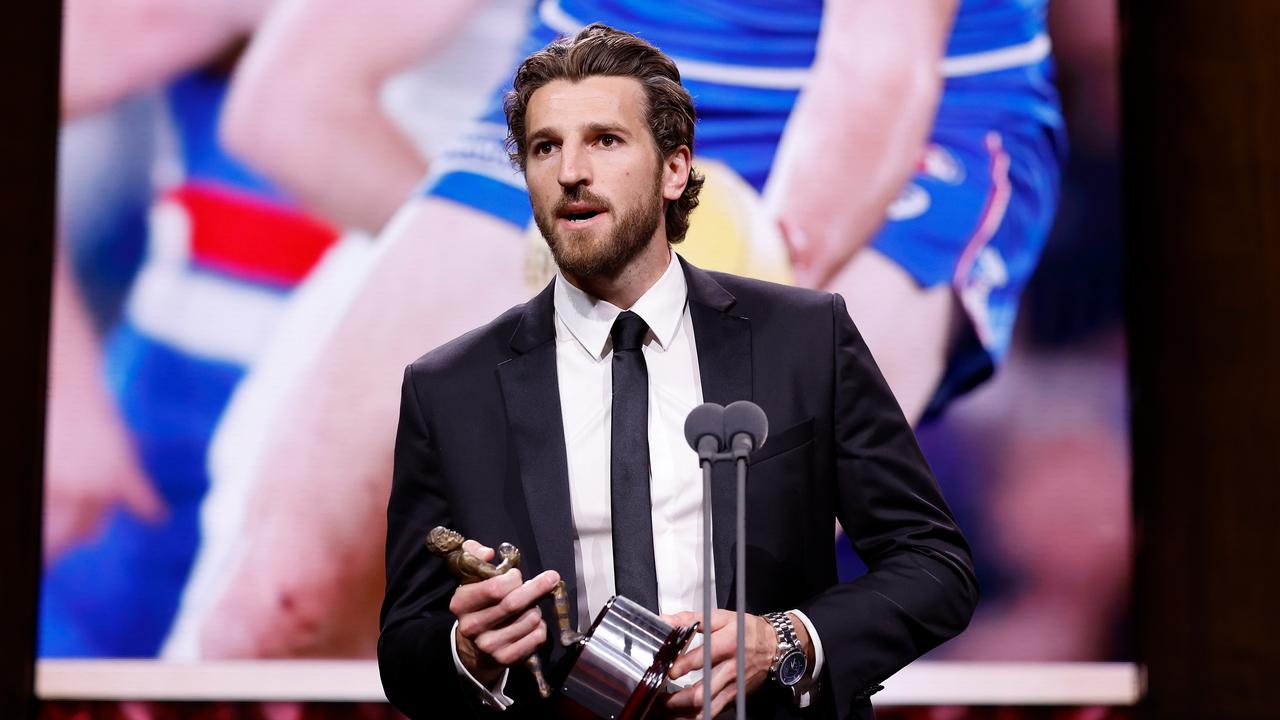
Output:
[831, 126, 1063, 575]
[164, 3, 540, 653]
[827, 249, 961, 426]
[831, 129, 1054, 422]
[188, 196, 527, 658]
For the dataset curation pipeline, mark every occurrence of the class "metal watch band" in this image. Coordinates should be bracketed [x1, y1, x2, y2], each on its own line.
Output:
[764, 612, 798, 667]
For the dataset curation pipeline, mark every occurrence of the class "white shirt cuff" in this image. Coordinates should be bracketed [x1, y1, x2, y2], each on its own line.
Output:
[450, 619, 515, 710]
[788, 609, 825, 708]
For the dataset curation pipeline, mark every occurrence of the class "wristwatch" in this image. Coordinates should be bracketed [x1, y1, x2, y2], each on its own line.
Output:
[764, 611, 808, 689]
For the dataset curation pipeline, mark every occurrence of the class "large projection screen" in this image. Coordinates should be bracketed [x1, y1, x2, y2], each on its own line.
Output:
[40, 0, 1134, 706]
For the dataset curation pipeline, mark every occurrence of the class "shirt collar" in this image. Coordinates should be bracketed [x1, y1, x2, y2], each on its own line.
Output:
[553, 249, 688, 359]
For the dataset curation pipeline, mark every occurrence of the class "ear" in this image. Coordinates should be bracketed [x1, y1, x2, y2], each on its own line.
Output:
[661, 145, 692, 202]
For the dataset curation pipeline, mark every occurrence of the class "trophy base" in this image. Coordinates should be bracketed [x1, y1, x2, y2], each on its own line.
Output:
[617, 621, 700, 719]
[560, 595, 700, 720]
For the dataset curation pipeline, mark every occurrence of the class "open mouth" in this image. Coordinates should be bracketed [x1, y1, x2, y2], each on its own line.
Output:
[558, 202, 607, 225]
[565, 210, 601, 222]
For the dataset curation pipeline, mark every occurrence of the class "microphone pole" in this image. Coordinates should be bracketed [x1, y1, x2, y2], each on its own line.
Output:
[683, 403, 725, 720]
[722, 401, 768, 720]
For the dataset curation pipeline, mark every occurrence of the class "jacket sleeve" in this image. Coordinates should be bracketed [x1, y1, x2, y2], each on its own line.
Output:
[797, 293, 979, 717]
[378, 364, 488, 719]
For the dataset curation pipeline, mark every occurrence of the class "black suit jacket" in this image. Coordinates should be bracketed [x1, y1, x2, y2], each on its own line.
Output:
[379, 258, 977, 719]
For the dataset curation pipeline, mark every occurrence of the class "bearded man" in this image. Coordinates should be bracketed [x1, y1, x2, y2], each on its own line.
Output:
[379, 24, 977, 720]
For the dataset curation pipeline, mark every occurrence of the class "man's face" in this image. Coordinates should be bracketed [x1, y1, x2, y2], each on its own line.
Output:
[524, 76, 667, 279]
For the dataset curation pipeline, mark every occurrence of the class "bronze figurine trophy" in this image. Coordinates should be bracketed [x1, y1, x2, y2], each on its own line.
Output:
[427, 527, 699, 719]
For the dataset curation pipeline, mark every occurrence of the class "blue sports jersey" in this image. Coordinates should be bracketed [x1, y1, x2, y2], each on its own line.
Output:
[425, 0, 1065, 418]
[560, 0, 1052, 64]
[553, 0, 1062, 133]
[435, 0, 1061, 205]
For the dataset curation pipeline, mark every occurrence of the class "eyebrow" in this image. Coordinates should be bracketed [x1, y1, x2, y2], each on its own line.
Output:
[585, 122, 631, 137]
[527, 122, 633, 144]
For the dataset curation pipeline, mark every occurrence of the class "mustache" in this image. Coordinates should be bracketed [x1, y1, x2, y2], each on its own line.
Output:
[554, 186, 613, 215]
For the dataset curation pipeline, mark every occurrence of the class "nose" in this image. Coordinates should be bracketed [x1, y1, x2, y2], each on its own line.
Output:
[557, 143, 591, 189]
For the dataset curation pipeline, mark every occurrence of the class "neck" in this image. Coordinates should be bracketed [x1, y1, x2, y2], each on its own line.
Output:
[561, 237, 672, 309]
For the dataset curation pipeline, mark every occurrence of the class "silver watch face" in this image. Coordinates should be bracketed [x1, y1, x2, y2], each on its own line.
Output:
[778, 649, 807, 687]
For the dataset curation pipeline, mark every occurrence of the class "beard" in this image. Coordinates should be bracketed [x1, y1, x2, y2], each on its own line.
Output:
[533, 172, 663, 279]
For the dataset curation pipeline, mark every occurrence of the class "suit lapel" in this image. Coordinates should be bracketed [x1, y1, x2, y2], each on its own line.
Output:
[682, 258, 752, 608]
[496, 281, 579, 626]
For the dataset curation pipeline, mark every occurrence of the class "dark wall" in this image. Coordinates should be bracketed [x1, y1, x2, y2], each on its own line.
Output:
[0, 1, 60, 719]
[1124, 1, 1280, 718]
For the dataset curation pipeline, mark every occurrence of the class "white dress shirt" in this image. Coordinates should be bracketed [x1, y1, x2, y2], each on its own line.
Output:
[554, 249, 707, 630]
[453, 251, 823, 708]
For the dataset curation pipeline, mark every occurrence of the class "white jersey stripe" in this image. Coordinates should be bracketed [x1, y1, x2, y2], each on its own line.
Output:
[126, 260, 286, 367]
[939, 33, 1052, 78]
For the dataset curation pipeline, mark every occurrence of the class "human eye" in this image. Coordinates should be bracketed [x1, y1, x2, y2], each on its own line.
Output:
[598, 134, 621, 148]
[532, 140, 557, 156]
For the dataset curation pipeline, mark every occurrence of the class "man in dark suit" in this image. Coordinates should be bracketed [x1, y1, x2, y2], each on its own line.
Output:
[379, 24, 977, 720]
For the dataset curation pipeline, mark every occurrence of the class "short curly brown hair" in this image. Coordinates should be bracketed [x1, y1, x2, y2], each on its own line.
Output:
[503, 23, 705, 244]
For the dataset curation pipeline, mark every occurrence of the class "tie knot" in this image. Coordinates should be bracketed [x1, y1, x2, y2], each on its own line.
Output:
[610, 311, 649, 352]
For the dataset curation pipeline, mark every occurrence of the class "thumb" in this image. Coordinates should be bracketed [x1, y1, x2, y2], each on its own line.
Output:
[462, 539, 496, 562]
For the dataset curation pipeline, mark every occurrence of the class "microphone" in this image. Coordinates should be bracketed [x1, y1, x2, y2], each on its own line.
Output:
[723, 400, 768, 460]
[683, 402, 725, 462]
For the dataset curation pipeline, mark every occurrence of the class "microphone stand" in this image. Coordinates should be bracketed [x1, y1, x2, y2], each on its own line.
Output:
[699, 446, 741, 720]
[724, 400, 766, 720]
[700, 450, 715, 720]
[689, 402, 765, 720]
[735, 453, 747, 720]
[703, 447, 750, 720]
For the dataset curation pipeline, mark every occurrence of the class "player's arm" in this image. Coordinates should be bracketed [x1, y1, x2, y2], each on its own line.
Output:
[219, 0, 484, 233]
[798, 294, 978, 713]
[62, 0, 270, 119]
[763, 0, 957, 289]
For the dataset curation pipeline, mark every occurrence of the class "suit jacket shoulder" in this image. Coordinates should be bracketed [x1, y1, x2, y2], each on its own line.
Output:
[408, 303, 524, 378]
[697, 266, 840, 326]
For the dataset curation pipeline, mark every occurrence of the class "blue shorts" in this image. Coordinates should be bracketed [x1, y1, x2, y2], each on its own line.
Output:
[423, 16, 1065, 413]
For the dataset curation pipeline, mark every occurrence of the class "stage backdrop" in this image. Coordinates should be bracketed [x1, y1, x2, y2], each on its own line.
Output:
[40, 0, 1133, 707]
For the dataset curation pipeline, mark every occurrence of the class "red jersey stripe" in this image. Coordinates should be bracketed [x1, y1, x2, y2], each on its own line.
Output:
[169, 183, 339, 286]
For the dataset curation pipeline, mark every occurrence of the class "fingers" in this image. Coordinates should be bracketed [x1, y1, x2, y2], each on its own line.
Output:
[661, 610, 699, 628]
[664, 682, 700, 714]
[451, 569, 521, 620]
[461, 539, 495, 562]
[451, 569, 560, 638]
[451, 568, 559, 681]
[706, 671, 740, 720]
[661, 609, 733, 629]
[669, 615, 742, 678]
[665, 659, 738, 718]
[471, 606, 548, 666]
[707, 609, 736, 631]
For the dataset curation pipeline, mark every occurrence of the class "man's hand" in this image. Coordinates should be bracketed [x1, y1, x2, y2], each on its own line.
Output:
[451, 540, 560, 688]
[659, 609, 792, 719]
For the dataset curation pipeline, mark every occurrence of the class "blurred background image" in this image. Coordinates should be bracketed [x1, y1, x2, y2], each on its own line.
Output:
[41, 0, 1128, 702]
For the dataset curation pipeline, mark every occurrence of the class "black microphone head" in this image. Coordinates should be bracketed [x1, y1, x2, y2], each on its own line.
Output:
[724, 400, 768, 451]
[684, 402, 726, 453]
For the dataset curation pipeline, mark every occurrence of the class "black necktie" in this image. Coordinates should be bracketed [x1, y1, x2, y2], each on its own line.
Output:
[610, 310, 660, 612]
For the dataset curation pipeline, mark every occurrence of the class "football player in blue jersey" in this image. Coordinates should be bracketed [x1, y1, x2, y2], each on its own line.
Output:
[183, 0, 1063, 666]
